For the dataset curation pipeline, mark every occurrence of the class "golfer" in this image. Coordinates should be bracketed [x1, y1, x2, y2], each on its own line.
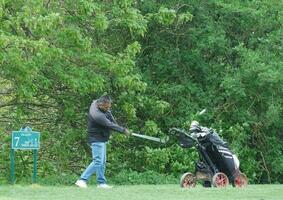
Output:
[75, 95, 130, 189]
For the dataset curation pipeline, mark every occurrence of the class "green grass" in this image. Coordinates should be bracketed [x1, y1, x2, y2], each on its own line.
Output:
[0, 184, 282, 200]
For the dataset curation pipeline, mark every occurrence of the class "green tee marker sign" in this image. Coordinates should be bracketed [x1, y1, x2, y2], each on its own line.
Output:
[10, 126, 40, 184]
[12, 131, 40, 149]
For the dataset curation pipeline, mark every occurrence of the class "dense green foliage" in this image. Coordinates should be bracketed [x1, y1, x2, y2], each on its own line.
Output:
[0, 0, 282, 184]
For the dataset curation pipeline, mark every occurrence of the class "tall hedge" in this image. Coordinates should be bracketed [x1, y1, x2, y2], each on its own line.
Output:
[0, 0, 282, 184]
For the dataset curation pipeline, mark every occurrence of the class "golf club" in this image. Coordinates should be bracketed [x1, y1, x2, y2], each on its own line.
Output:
[131, 132, 169, 144]
[198, 109, 206, 115]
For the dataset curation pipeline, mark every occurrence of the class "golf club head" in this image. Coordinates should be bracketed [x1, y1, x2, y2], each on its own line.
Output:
[198, 109, 206, 115]
[160, 136, 170, 144]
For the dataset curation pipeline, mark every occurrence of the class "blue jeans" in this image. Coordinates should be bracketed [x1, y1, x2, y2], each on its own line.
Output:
[80, 142, 107, 184]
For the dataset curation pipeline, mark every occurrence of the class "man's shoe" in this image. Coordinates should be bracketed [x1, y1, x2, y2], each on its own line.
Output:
[97, 184, 113, 189]
[75, 180, 87, 188]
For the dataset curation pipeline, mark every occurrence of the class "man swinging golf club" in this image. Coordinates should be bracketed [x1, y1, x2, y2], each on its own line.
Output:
[75, 95, 130, 189]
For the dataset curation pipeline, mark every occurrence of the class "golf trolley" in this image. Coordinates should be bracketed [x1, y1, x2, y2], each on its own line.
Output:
[170, 122, 248, 188]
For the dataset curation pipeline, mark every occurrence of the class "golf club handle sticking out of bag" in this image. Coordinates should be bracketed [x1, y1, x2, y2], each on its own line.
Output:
[131, 132, 169, 144]
[169, 128, 192, 137]
[169, 128, 199, 144]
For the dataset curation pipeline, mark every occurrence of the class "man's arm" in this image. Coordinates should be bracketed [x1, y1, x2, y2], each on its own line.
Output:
[94, 113, 125, 133]
[106, 111, 118, 124]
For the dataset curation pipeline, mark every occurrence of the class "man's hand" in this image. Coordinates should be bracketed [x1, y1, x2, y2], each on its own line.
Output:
[124, 128, 131, 136]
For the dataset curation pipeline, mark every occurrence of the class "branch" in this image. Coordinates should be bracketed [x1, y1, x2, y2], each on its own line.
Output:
[20, 23, 36, 38]
[0, 87, 14, 94]
[45, 0, 51, 9]
[0, 101, 16, 108]
[260, 152, 271, 183]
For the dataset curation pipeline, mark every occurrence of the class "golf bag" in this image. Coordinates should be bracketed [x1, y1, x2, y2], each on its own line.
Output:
[171, 121, 247, 188]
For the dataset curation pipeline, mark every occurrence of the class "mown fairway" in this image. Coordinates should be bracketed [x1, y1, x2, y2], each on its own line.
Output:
[0, 184, 282, 200]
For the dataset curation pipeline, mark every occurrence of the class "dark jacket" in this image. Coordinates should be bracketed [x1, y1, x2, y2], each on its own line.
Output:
[87, 100, 126, 143]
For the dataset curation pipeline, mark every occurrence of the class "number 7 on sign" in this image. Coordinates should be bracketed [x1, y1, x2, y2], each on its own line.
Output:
[14, 137, 20, 147]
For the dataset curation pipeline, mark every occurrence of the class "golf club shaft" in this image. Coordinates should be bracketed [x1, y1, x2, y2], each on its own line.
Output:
[131, 133, 166, 143]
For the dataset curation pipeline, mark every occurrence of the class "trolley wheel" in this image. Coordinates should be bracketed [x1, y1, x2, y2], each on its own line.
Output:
[234, 173, 248, 187]
[180, 172, 196, 188]
[212, 172, 229, 188]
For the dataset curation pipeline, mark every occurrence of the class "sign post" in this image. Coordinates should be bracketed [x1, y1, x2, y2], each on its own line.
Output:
[10, 126, 40, 184]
